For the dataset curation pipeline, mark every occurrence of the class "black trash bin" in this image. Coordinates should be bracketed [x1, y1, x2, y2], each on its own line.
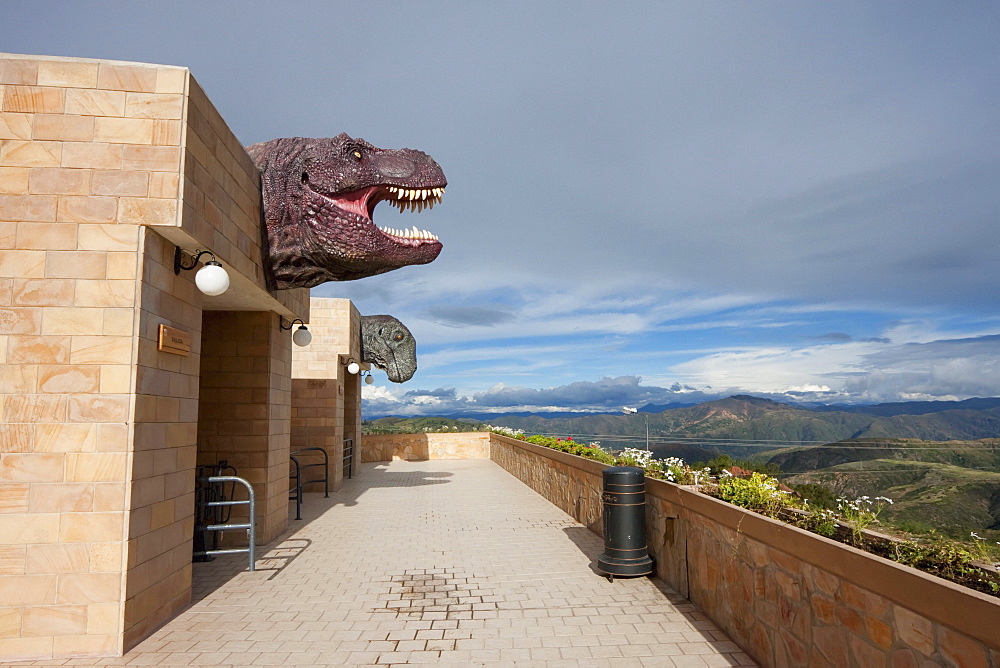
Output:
[597, 466, 654, 579]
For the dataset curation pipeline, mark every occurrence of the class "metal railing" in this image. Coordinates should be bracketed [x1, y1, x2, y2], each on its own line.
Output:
[343, 437, 354, 479]
[193, 474, 256, 571]
[289, 447, 330, 520]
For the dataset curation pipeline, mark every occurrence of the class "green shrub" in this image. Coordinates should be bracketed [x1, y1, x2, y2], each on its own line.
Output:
[715, 471, 794, 518]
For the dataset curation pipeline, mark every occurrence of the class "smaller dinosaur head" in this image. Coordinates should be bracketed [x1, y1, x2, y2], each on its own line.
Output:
[360, 315, 417, 383]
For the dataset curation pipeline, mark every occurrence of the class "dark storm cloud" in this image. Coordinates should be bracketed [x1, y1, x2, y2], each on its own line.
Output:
[844, 335, 1000, 399]
[812, 333, 853, 342]
[469, 376, 716, 411]
[403, 388, 457, 400]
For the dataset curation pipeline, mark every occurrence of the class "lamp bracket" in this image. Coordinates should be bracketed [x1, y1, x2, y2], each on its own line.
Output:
[174, 247, 218, 275]
[338, 354, 370, 371]
[279, 317, 306, 331]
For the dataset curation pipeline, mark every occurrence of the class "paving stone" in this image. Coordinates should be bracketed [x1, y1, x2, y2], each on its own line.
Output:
[11, 459, 755, 667]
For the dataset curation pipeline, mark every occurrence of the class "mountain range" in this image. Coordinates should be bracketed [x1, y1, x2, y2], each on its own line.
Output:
[479, 395, 1000, 444]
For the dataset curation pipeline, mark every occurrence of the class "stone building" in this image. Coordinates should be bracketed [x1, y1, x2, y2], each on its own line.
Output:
[0, 53, 364, 661]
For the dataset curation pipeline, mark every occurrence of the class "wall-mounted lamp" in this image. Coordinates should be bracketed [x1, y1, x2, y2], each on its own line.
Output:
[279, 317, 312, 347]
[344, 358, 361, 375]
[363, 371, 374, 385]
[174, 248, 230, 296]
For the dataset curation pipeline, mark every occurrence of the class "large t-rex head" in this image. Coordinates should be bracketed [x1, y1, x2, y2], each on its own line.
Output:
[246, 134, 445, 289]
[360, 315, 417, 383]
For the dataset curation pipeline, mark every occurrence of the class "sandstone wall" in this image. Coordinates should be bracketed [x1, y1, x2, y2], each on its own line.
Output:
[291, 378, 344, 491]
[0, 54, 194, 660]
[0, 52, 309, 660]
[196, 310, 291, 546]
[291, 298, 362, 473]
[361, 432, 491, 462]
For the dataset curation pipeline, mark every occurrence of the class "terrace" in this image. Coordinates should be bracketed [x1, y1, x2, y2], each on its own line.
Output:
[11, 456, 753, 667]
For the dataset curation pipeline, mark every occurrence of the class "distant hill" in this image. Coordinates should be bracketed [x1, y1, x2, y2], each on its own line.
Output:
[784, 459, 1000, 537]
[363, 416, 482, 434]
[365, 395, 1000, 444]
[768, 438, 1000, 473]
[815, 397, 1000, 417]
[482, 395, 1000, 444]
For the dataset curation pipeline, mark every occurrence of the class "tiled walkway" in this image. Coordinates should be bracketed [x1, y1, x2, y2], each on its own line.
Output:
[17, 459, 755, 667]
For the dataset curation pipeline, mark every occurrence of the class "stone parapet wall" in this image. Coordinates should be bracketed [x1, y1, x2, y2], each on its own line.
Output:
[488, 434, 603, 535]
[488, 434, 1000, 666]
[361, 432, 490, 462]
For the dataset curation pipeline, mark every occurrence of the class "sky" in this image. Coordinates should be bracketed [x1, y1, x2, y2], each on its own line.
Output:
[5, 1, 999, 416]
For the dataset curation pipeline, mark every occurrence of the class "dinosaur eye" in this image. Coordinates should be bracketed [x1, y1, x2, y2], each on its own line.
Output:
[301, 171, 309, 184]
[352, 150, 363, 160]
[394, 333, 404, 342]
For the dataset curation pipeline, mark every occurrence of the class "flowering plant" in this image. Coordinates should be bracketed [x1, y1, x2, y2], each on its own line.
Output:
[484, 425, 524, 438]
[617, 447, 654, 469]
[837, 496, 894, 544]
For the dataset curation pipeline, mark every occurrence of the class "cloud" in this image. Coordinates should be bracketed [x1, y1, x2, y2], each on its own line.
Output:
[812, 333, 853, 342]
[403, 387, 458, 400]
[363, 375, 725, 417]
[843, 335, 1000, 401]
[363, 324, 1000, 416]
[425, 306, 515, 328]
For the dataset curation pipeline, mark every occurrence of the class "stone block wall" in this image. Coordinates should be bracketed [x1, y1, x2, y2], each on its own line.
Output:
[291, 378, 344, 490]
[488, 434, 1000, 665]
[124, 228, 202, 649]
[197, 310, 291, 545]
[177, 76, 309, 316]
[291, 298, 363, 482]
[0, 53, 310, 660]
[0, 54, 191, 660]
[361, 432, 491, 463]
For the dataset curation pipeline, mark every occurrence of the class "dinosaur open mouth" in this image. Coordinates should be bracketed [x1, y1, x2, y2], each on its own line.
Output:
[327, 185, 444, 243]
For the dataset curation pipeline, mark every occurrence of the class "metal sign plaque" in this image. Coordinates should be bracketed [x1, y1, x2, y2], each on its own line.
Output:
[158, 324, 191, 356]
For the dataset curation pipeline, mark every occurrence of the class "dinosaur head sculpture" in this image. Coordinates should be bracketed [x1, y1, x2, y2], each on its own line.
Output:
[246, 134, 445, 289]
[360, 315, 417, 383]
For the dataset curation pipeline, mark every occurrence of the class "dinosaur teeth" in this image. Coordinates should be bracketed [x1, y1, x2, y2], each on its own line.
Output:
[388, 186, 445, 203]
[378, 225, 439, 241]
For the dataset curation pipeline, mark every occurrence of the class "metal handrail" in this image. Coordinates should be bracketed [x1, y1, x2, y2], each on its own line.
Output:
[343, 438, 354, 479]
[289, 456, 303, 520]
[289, 447, 330, 520]
[193, 475, 255, 571]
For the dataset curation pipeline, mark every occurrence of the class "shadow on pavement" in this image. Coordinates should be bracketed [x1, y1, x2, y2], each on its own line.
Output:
[190, 463, 454, 603]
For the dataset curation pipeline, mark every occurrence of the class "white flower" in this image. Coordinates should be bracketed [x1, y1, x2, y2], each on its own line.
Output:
[620, 448, 655, 468]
